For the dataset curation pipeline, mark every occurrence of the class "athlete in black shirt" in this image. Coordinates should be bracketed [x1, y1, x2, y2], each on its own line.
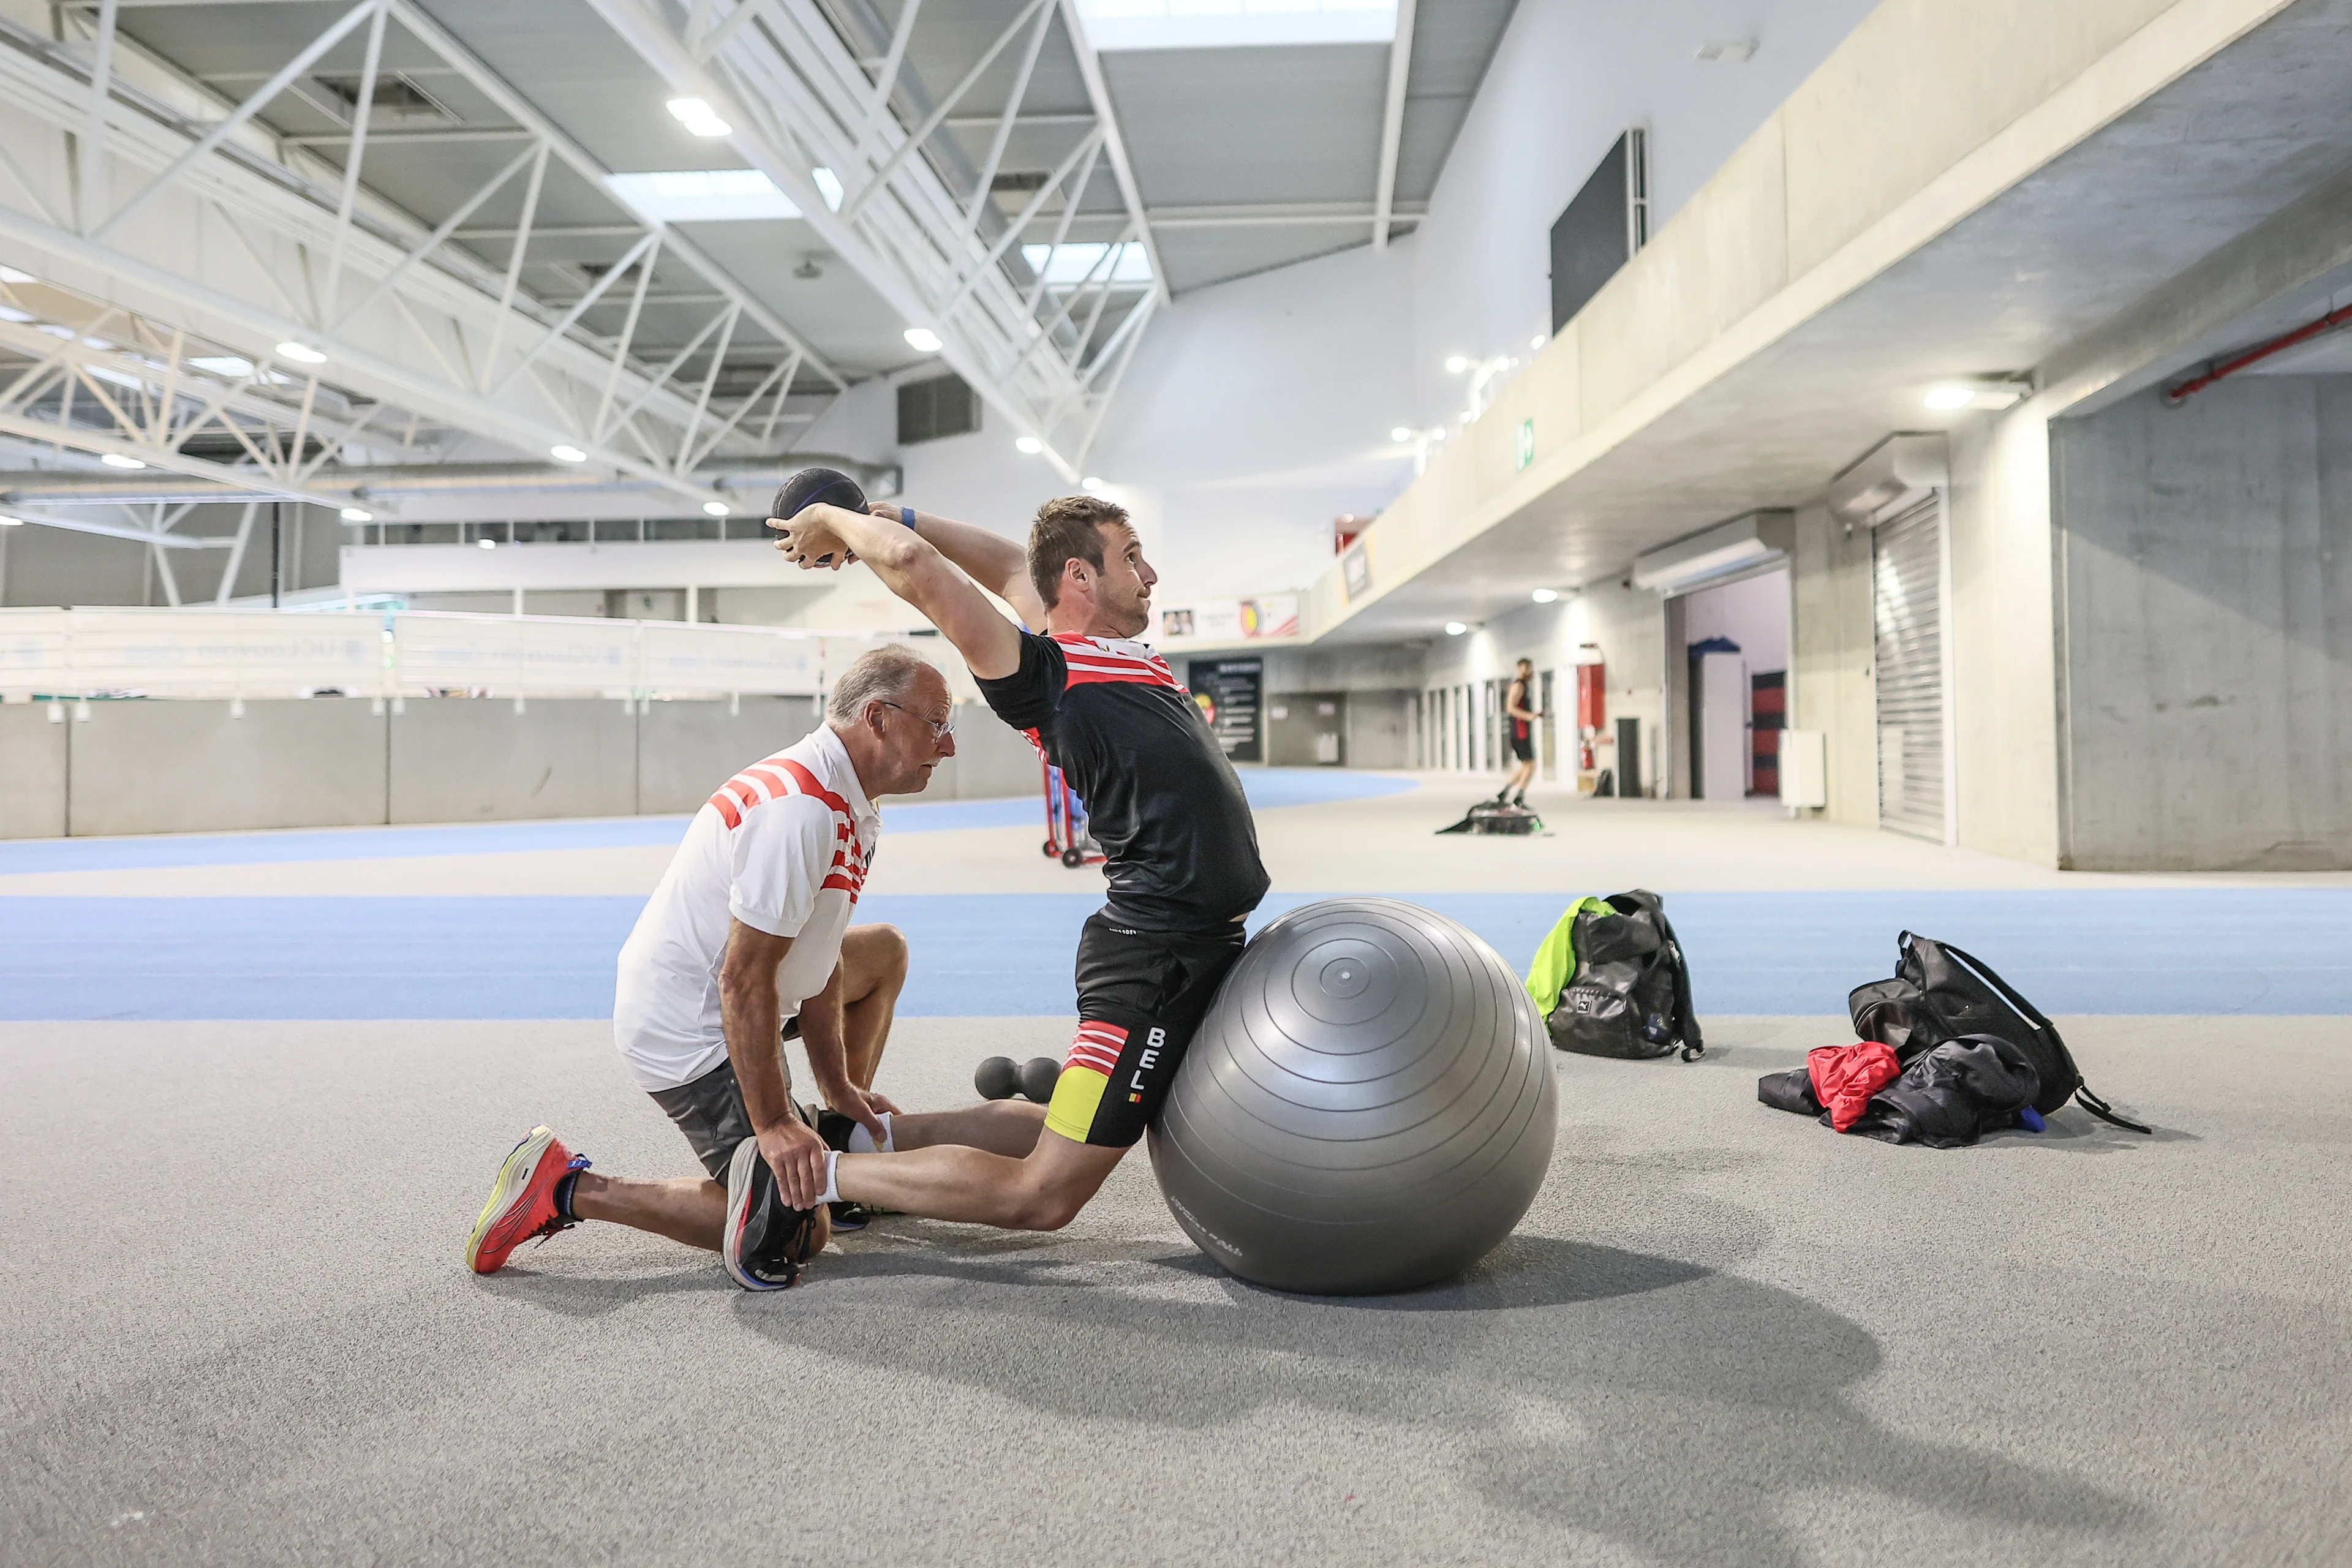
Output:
[981, 627, 1267, 931]
[763, 492, 1268, 1238]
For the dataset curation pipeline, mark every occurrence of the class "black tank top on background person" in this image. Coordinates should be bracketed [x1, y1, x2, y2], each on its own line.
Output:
[978, 630, 1269, 933]
[1508, 677, 1532, 742]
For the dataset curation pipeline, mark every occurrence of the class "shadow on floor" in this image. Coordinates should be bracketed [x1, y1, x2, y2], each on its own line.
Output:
[472, 1261, 734, 1317]
[739, 1227, 2143, 1566]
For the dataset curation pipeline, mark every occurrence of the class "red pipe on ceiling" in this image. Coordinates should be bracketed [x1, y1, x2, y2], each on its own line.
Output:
[2165, 300, 2352, 404]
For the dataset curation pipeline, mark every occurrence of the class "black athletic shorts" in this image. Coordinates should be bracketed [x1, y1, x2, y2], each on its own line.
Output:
[1509, 731, 1534, 762]
[1044, 911, 1248, 1148]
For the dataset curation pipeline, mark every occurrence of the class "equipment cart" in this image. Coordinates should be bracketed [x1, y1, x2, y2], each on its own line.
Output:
[1041, 759, 1104, 869]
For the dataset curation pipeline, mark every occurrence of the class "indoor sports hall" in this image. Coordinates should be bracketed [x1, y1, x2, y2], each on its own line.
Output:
[3, 2, 2349, 1565]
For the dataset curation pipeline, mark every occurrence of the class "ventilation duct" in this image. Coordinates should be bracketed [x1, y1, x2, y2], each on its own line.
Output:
[1632, 509, 1793, 595]
[1828, 433, 1948, 526]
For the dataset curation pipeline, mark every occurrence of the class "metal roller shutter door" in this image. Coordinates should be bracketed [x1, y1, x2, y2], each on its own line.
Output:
[1872, 496, 1947, 840]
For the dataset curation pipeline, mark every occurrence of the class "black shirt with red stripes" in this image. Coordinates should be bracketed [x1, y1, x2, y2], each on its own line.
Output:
[977, 629, 1268, 932]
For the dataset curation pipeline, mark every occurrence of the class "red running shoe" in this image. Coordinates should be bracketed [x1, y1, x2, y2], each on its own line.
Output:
[466, 1126, 590, 1273]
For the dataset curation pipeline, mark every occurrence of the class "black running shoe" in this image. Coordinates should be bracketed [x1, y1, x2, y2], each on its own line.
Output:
[829, 1200, 873, 1232]
[722, 1137, 820, 1291]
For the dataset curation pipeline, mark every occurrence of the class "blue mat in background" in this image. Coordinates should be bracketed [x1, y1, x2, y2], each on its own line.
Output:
[0, 769, 1412, 873]
[1, 888, 2348, 1020]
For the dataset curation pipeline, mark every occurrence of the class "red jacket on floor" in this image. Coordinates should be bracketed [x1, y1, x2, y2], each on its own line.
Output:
[1809, 1041, 1902, 1132]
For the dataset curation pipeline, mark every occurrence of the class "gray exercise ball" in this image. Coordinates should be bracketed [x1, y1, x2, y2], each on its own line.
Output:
[1147, 897, 1558, 1294]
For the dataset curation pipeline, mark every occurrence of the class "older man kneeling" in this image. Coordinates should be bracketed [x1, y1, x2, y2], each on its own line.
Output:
[462, 644, 1050, 1289]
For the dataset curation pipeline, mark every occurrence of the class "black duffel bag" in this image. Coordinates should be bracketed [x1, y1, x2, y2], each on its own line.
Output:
[1850, 932, 2149, 1134]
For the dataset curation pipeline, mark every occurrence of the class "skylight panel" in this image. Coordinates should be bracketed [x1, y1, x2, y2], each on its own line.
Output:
[606, 168, 802, 222]
[1074, 0, 1396, 50]
[1022, 242, 1155, 285]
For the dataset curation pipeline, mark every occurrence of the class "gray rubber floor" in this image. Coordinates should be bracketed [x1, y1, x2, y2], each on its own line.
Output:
[3, 1015, 2348, 1566]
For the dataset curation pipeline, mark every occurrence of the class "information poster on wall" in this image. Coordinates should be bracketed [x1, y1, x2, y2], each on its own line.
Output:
[1188, 657, 1262, 763]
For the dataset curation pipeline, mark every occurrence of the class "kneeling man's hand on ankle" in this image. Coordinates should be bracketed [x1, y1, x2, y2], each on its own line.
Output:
[827, 1084, 900, 1153]
[758, 1117, 830, 1208]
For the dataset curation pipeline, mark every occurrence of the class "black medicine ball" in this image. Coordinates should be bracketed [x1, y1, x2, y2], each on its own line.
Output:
[770, 466, 866, 522]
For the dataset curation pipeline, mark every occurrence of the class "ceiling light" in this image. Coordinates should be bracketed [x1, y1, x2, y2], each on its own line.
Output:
[275, 340, 326, 364]
[1444, 620, 1468, 636]
[1082, 476, 1105, 491]
[903, 326, 943, 353]
[665, 97, 731, 137]
[810, 167, 844, 211]
[549, 444, 588, 462]
[1531, 334, 1548, 350]
[1531, 588, 1559, 604]
[1390, 426, 1412, 442]
[1014, 435, 1044, 455]
[1444, 355, 1469, 374]
[100, 453, 146, 469]
[1923, 384, 1976, 410]
[477, 538, 497, 550]
[702, 500, 729, 516]
[340, 507, 372, 522]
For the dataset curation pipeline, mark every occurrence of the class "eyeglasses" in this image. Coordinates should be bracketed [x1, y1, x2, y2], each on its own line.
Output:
[878, 700, 956, 739]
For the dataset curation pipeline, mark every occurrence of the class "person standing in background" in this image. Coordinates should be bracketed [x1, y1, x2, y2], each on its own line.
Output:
[1498, 658, 1540, 807]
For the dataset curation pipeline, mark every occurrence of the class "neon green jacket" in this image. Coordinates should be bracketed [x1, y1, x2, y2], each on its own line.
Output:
[1526, 897, 1613, 1016]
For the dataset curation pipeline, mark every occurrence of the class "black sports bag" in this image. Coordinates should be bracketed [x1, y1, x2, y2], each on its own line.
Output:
[1847, 932, 2149, 1133]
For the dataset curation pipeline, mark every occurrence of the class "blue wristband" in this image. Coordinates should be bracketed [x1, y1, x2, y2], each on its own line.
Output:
[899, 505, 916, 528]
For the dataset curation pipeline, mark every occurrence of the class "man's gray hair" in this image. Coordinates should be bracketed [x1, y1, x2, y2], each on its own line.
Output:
[826, 643, 935, 725]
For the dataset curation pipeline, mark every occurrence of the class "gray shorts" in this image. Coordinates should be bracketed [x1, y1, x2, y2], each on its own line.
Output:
[649, 1058, 761, 1180]
[650, 1055, 820, 1180]
[648, 1008, 817, 1179]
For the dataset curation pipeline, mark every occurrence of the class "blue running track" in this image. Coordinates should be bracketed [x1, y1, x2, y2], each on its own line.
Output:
[0, 888, 2346, 1020]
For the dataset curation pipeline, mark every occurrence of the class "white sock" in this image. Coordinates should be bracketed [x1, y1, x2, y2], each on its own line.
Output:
[813, 1150, 841, 1207]
[845, 1111, 894, 1154]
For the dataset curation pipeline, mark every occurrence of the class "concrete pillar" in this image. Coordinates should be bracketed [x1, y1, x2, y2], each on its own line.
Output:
[1947, 404, 2062, 865]
[2049, 375, 2352, 870]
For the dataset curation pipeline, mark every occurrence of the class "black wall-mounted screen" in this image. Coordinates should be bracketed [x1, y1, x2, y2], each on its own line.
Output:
[897, 373, 980, 445]
[1188, 658, 1263, 763]
[1550, 132, 1632, 334]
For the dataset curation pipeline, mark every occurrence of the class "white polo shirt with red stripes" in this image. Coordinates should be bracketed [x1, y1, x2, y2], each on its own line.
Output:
[612, 722, 879, 1093]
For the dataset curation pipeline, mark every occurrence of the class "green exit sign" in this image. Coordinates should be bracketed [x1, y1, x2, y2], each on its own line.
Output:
[1515, 418, 1534, 471]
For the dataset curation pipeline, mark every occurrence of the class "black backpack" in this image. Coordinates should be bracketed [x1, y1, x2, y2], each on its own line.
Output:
[1849, 932, 2148, 1133]
[1532, 891, 1703, 1061]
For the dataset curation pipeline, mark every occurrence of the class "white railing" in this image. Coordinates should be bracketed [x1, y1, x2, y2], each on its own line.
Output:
[0, 606, 921, 703]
